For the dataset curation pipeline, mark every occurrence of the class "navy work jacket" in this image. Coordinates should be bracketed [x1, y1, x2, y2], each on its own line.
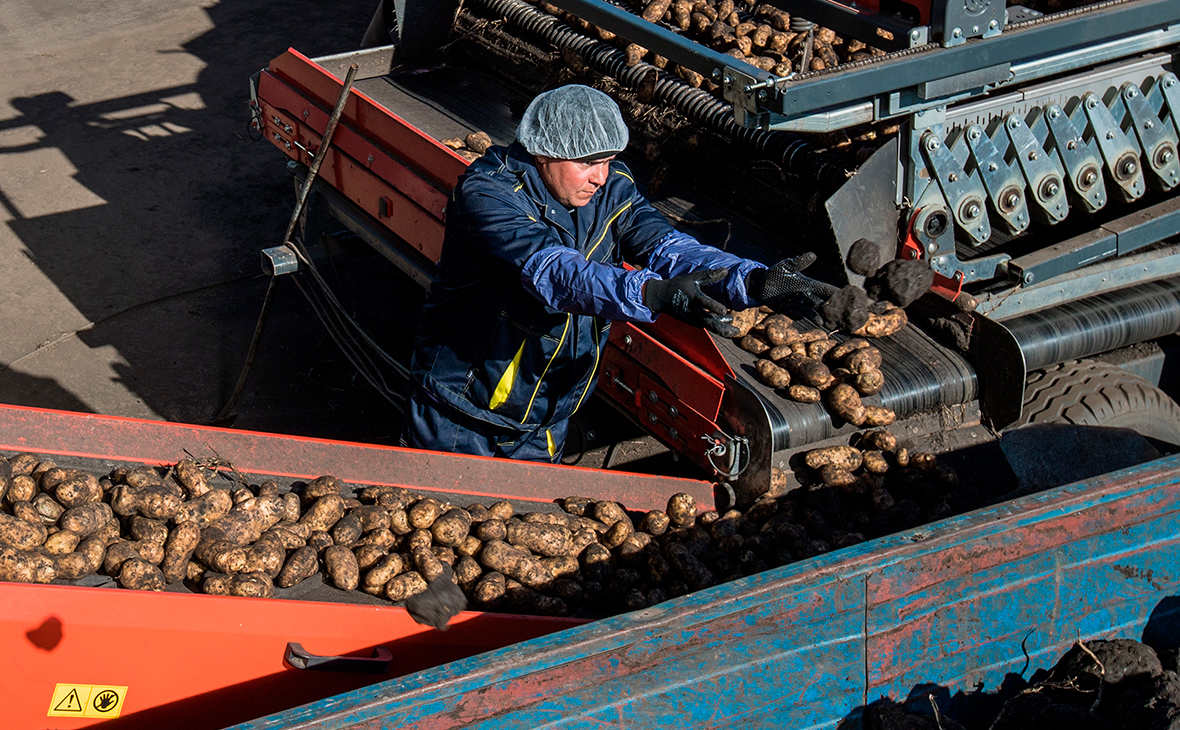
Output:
[410, 143, 759, 433]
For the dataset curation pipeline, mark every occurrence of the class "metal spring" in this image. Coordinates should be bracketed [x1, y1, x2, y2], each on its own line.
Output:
[474, 0, 852, 187]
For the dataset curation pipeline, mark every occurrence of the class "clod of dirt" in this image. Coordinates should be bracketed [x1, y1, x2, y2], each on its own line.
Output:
[819, 284, 871, 332]
[1107, 670, 1180, 729]
[847, 238, 885, 277]
[865, 259, 935, 308]
[1053, 638, 1164, 689]
[991, 692, 1114, 730]
[863, 700, 965, 730]
[925, 313, 973, 352]
[405, 564, 468, 631]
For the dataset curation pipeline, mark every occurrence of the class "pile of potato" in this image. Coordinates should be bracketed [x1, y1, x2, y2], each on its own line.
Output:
[439, 131, 493, 162]
[531, 0, 889, 88]
[0, 449, 950, 617]
[731, 307, 900, 426]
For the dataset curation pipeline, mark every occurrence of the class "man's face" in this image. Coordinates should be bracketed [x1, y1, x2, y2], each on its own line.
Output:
[535, 155, 616, 208]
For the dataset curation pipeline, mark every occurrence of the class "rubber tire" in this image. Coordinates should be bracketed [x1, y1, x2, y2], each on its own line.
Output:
[1017, 360, 1180, 447]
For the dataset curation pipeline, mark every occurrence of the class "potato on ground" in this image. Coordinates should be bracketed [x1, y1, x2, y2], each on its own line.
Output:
[805, 446, 863, 471]
[243, 541, 285, 578]
[276, 545, 319, 588]
[843, 347, 882, 374]
[119, 558, 165, 591]
[330, 513, 363, 547]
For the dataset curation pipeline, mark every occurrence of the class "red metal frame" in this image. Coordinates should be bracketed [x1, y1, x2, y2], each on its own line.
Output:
[902, 209, 966, 301]
[2, 582, 582, 730]
[0, 404, 713, 510]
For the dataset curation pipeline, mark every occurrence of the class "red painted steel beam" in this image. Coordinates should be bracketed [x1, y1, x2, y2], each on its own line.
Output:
[0, 405, 714, 511]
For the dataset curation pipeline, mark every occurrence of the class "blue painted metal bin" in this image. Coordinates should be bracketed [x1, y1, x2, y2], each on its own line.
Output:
[233, 455, 1180, 730]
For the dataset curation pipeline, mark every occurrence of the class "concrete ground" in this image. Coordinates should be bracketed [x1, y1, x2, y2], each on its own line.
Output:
[0, 0, 680, 472]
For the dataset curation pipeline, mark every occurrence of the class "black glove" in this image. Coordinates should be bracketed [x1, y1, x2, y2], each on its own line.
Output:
[745, 253, 838, 310]
[644, 268, 740, 338]
[405, 564, 467, 631]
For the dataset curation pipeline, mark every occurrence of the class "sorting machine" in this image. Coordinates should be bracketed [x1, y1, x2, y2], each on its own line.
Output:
[249, 0, 1180, 505]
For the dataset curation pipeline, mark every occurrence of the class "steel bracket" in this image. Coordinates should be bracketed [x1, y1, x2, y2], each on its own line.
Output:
[1082, 90, 1145, 202]
[1005, 112, 1068, 224]
[1044, 103, 1107, 212]
[920, 129, 991, 245]
[964, 123, 1029, 234]
[1122, 80, 1180, 190]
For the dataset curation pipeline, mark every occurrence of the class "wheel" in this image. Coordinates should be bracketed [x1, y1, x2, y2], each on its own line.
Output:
[1017, 359, 1180, 447]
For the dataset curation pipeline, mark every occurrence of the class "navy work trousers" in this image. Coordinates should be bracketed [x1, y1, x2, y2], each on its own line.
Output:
[402, 390, 567, 464]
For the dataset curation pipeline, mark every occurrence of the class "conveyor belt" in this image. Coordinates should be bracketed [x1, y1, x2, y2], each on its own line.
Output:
[717, 322, 977, 452]
[1006, 277, 1180, 371]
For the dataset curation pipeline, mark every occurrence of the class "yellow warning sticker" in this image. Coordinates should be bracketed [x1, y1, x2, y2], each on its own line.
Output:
[47, 684, 127, 718]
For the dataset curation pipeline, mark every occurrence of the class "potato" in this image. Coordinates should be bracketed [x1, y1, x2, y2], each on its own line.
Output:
[860, 430, 897, 452]
[505, 580, 569, 616]
[350, 505, 390, 532]
[102, 540, 139, 574]
[665, 493, 696, 527]
[665, 542, 716, 590]
[569, 528, 597, 557]
[853, 369, 886, 396]
[362, 553, 407, 594]
[8, 453, 39, 477]
[862, 451, 890, 474]
[55, 550, 96, 580]
[763, 316, 799, 346]
[826, 383, 867, 426]
[307, 530, 334, 552]
[559, 496, 591, 516]
[330, 513, 363, 548]
[130, 516, 169, 544]
[728, 307, 761, 337]
[863, 405, 896, 426]
[410, 545, 444, 583]
[454, 555, 483, 587]
[230, 572, 275, 598]
[472, 571, 506, 605]
[243, 542, 285, 577]
[804, 446, 863, 471]
[259, 523, 305, 550]
[895, 447, 911, 467]
[616, 532, 652, 562]
[119, 558, 165, 591]
[202, 574, 234, 595]
[807, 338, 838, 360]
[300, 494, 346, 533]
[819, 465, 858, 488]
[160, 523, 200, 583]
[385, 571, 429, 602]
[591, 501, 630, 529]
[194, 538, 247, 574]
[488, 500, 514, 520]
[853, 308, 908, 337]
[174, 488, 233, 526]
[0, 544, 55, 583]
[456, 534, 482, 558]
[357, 528, 395, 549]
[788, 384, 822, 403]
[302, 475, 342, 503]
[0, 512, 47, 549]
[322, 545, 360, 590]
[464, 130, 493, 154]
[844, 347, 883, 374]
[440, 137, 464, 150]
[353, 543, 388, 571]
[431, 508, 473, 547]
[910, 452, 938, 471]
[755, 359, 791, 388]
[870, 487, 896, 511]
[45, 529, 81, 555]
[50, 473, 102, 508]
[828, 338, 870, 361]
[173, 459, 210, 498]
[7, 474, 36, 503]
[784, 355, 836, 390]
[479, 540, 552, 589]
[31, 493, 64, 525]
[738, 334, 771, 354]
[603, 519, 637, 549]
[506, 520, 572, 556]
[408, 498, 444, 529]
[276, 545, 319, 588]
[111, 485, 181, 520]
[640, 510, 670, 536]
[31, 458, 56, 481]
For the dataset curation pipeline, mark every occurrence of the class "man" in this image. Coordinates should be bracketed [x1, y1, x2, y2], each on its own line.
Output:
[405, 84, 828, 462]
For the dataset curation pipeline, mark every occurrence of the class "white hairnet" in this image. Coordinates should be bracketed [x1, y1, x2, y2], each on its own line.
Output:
[517, 85, 629, 160]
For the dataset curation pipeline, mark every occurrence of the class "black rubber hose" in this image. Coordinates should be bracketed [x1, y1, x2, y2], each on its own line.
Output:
[472, 0, 852, 188]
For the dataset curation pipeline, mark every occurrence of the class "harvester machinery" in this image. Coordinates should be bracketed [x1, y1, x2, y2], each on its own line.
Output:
[251, 0, 1180, 507]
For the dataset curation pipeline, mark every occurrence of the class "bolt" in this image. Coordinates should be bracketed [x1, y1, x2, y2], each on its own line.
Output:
[723, 75, 733, 85]
[1167, 78, 1177, 88]
[952, 27, 963, 38]
[1067, 140, 1077, 150]
[936, 255, 948, 265]
[1126, 86, 1139, 98]
[623, 334, 633, 346]
[648, 390, 659, 403]
[926, 135, 941, 150]
[988, 162, 999, 172]
[367, 154, 374, 165]
[1023, 272, 1035, 284]
[948, 173, 958, 182]
[1122, 159, 1139, 176]
[668, 427, 679, 440]
[1106, 131, 1115, 140]
[926, 241, 939, 254]
[1029, 151, 1038, 160]
[1145, 120, 1155, 130]
[669, 406, 679, 418]
[989, 19, 998, 29]
[648, 413, 658, 424]
[968, 128, 981, 140]
[1005, 192, 1020, 208]
[1082, 169, 1098, 186]
[1086, 95, 1099, 109]
[1045, 181, 1060, 197]
[758, 90, 767, 100]
[712, 68, 722, 80]
[1162, 149, 1175, 164]
[964, 202, 981, 219]
[303, 110, 310, 118]
[911, 28, 922, 40]
[1048, 107, 1059, 119]
[586, 430, 597, 441]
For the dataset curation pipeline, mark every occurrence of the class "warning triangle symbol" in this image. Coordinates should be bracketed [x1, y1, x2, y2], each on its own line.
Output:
[54, 689, 84, 713]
